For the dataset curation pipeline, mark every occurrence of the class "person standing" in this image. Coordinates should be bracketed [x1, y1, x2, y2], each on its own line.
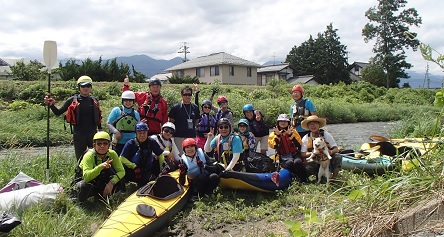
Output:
[123, 76, 168, 136]
[242, 104, 269, 155]
[74, 131, 125, 203]
[107, 90, 140, 155]
[289, 85, 316, 138]
[168, 86, 201, 156]
[44, 75, 102, 160]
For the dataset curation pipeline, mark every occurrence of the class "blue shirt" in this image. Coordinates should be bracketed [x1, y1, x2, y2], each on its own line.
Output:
[210, 133, 243, 154]
[289, 98, 316, 132]
[107, 106, 140, 145]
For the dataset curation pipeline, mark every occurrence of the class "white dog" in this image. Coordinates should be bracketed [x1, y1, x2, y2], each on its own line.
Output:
[306, 137, 332, 184]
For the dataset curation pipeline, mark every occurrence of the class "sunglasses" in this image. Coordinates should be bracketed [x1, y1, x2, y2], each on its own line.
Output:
[219, 125, 230, 130]
[239, 124, 247, 128]
[203, 106, 211, 109]
[163, 128, 174, 134]
[80, 84, 92, 88]
[96, 142, 109, 146]
[182, 93, 192, 97]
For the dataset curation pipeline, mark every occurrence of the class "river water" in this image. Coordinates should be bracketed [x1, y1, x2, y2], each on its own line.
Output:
[0, 121, 397, 159]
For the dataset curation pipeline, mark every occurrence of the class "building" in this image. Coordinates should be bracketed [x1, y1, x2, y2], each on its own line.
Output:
[166, 52, 261, 85]
[287, 75, 318, 86]
[147, 72, 172, 84]
[256, 63, 297, 85]
[348, 61, 369, 81]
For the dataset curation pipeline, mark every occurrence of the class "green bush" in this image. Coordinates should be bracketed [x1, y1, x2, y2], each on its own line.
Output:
[8, 100, 33, 111]
[18, 82, 47, 104]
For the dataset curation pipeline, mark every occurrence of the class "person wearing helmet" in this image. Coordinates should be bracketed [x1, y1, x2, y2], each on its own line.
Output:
[123, 75, 168, 135]
[268, 114, 308, 183]
[150, 122, 181, 169]
[168, 85, 201, 156]
[107, 90, 140, 155]
[289, 84, 316, 138]
[237, 119, 256, 156]
[74, 131, 125, 203]
[119, 122, 166, 187]
[204, 118, 244, 171]
[44, 75, 102, 160]
[194, 99, 216, 150]
[242, 104, 269, 155]
[300, 115, 341, 181]
[178, 138, 220, 197]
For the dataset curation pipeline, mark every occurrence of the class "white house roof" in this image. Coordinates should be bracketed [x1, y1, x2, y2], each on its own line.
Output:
[166, 52, 261, 71]
[148, 72, 172, 82]
[257, 64, 289, 73]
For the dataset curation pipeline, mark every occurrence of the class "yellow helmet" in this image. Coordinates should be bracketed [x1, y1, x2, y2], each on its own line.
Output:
[93, 131, 110, 141]
[77, 76, 93, 86]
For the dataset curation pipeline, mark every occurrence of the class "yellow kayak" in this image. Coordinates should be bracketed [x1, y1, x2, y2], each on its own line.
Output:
[93, 170, 189, 237]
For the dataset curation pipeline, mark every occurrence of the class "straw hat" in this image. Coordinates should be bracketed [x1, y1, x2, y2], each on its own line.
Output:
[301, 115, 327, 130]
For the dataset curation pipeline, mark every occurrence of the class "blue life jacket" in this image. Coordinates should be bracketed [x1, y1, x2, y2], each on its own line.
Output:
[197, 113, 216, 136]
[180, 148, 207, 179]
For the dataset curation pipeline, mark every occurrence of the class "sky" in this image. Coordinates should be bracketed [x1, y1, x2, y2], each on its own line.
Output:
[1, 0, 443, 75]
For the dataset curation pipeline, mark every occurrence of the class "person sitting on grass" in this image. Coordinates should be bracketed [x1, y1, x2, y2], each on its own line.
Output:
[150, 122, 181, 170]
[119, 122, 165, 188]
[74, 131, 125, 203]
[178, 138, 220, 198]
[268, 114, 308, 183]
[300, 115, 341, 181]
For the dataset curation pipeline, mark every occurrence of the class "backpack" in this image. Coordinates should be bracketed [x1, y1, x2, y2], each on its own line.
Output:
[112, 106, 138, 133]
[245, 152, 276, 173]
[64, 95, 102, 132]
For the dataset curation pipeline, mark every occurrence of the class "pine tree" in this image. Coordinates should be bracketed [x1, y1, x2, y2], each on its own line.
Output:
[362, 0, 422, 88]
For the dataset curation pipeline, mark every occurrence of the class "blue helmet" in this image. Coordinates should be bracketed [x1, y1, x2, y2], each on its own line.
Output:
[135, 122, 148, 132]
[242, 104, 254, 112]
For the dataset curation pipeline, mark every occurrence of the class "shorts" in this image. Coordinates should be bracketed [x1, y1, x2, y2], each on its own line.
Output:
[254, 136, 269, 151]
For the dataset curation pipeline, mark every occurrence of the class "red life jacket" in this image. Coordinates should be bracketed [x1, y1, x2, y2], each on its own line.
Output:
[138, 93, 166, 133]
[64, 95, 102, 129]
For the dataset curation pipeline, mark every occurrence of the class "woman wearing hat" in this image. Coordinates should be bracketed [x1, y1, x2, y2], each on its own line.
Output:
[268, 114, 309, 183]
[300, 115, 341, 180]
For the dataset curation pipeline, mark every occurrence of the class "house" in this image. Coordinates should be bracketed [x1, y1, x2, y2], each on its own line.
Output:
[166, 52, 261, 85]
[348, 61, 369, 81]
[287, 75, 318, 86]
[147, 72, 172, 84]
[256, 63, 297, 85]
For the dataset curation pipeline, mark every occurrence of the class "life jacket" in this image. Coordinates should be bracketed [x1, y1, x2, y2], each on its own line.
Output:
[64, 94, 102, 132]
[291, 99, 311, 127]
[131, 138, 152, 172]
[180, 148, 207, 179]
[155, 134, 172, 152]
[215, 133, 241, 167]
[112, 106, 138, 133]
[307, 129, 330, 152]
[277, 132, 298, 156]
[139, 93, 164, 123]
[215, 109, 233, 121]
[197, 113, 216, 136]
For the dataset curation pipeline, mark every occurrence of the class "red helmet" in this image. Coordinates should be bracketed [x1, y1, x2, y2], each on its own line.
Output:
[182, 138, 197, 148]
[291, 85, 304, 95]
[217, 95, 228, 104]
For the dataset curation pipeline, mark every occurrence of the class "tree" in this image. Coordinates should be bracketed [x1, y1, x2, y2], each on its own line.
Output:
[361, 63, 386, 87]
[286, 23, 350, 84]
[362, 0, 422, 88]
[9, 60, 46, 81]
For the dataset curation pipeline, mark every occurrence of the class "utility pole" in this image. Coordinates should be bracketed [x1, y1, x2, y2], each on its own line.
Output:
[272, 52, 276, 65]
[178, 42, 190, 62]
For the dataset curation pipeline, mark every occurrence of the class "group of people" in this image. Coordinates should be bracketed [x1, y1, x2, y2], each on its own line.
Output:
[43, 75, 342, 203]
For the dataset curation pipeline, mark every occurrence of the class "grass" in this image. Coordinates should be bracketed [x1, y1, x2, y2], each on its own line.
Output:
[1, 81, 444, 236]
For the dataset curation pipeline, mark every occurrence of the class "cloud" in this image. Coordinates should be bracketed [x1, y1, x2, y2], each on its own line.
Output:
[0, 0, 442, 74]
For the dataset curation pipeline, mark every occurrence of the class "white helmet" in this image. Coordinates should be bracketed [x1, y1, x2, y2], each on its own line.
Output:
[162, 122, 176, 131]
[121, 90, 135, 100]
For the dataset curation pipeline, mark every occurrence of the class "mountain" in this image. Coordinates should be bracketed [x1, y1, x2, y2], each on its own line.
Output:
[401, 71, 443, 89]
[115, 55, 183, 78]
[60, 55, 183, 78]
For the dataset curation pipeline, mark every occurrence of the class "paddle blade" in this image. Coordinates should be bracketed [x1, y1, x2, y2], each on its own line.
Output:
[271, 172, 280, 187]
[43, 41, 57, 72]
